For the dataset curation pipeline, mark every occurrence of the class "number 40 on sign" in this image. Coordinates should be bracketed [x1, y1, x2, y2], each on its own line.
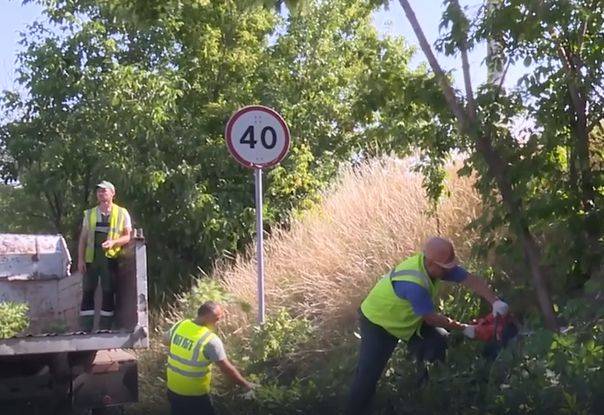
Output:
[225, 105, 290, 169]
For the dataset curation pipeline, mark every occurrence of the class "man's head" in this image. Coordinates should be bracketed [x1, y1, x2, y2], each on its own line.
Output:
[96, 180, 115, 204]
[196, 301, 224, 327]
[423, 236, 458, 279]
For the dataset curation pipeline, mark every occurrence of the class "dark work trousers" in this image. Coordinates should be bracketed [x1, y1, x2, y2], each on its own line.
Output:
[79, 256, 118, 331]
[167, 390, 216, 415]
[345, 312, 448, 415]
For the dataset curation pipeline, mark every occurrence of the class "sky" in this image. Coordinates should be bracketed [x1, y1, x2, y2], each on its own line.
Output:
[0, 0, 42, 92]
[0, 0, 527, 94]
[374, 0, 488, 86]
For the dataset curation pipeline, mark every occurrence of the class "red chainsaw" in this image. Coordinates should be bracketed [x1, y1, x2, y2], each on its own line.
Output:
[471, 312, 518, 359]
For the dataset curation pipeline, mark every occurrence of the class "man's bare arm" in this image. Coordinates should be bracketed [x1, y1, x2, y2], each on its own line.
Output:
[114, 226, 132, 247]
[102, 226, 132, 250]
[461, 274, 498, 304]
[215, 359, 253, 390]
[423, 312, 466, 331]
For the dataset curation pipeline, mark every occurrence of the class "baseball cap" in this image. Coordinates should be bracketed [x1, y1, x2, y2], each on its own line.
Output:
[96, 180, 115, 192]
[423, 237, 458, 269]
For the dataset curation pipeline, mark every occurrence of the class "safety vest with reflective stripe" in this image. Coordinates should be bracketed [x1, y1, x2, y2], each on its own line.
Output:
[361, 253, 440, 340]
[166, 319, 216, 396]
[84, 204, 128, 262]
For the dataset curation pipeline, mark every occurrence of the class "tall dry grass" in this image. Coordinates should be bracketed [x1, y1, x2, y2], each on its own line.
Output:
[216, 156, 482, 332]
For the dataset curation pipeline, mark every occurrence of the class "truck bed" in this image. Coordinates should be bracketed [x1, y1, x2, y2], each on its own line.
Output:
[0, 233, 149, 356]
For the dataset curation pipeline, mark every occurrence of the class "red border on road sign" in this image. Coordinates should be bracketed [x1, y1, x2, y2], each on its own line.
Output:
[225, 105, 291, 169]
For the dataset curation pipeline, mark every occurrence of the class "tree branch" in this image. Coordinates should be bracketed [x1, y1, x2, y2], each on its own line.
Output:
[557, 45, 586, 119]
[43, 190, 62, 232]
[398, 0, 470, 133]
[497, 59, 511, 91]
[450, 0, 476, 119]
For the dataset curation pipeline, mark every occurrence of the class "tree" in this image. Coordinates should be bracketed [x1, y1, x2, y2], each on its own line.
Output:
[394, 0, 603, 330]
[480, 0, 604, 286]
[1, 0, 433, 299]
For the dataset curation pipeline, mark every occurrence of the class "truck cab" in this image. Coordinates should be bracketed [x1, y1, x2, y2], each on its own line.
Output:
[0, 232, 149, 415]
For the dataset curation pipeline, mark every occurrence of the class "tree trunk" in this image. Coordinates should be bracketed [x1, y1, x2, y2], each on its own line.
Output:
[567, 93, 600, 279]
[475, 135, 558, 330]
[44, 190, 64, 234]
[554, 18, 600, 279]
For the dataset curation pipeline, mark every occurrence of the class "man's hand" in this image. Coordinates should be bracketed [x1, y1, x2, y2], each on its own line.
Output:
[462, 324, 476, 339]
[101, 239, 115, 250]
[492, 299, 509, 317]
[244, 381, 259, 391]
[77, 260, 86, 274]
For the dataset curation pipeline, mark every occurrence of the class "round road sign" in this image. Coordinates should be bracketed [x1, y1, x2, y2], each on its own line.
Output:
[225, 105, 290, 169]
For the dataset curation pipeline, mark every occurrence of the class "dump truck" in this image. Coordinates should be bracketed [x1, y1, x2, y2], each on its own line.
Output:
[0, 232, 149, 415]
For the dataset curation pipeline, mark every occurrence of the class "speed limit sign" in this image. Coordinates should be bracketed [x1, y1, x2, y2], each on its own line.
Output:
[225, 105, 290, 169]
[224, 105, 291, 324]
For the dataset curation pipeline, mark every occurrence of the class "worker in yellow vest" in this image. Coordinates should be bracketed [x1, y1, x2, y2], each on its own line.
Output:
[346, 237, 509, 415]
[77, 180, 132, 331]
[165, 301, 257, 415]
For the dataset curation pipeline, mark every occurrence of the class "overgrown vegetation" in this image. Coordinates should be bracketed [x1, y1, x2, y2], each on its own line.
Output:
[130, 158, 466, 413]
[0, 302, 29, 339]
[131, 158, 603, 414]
[0, 0, 602, 413]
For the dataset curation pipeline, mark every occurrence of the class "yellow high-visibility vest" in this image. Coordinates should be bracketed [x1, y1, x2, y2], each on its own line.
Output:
[361, 253, 440, 340]
[84, 204, 127, 262]
[166, 319, 216, 396]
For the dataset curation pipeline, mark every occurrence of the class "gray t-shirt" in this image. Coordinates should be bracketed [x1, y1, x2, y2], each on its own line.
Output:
[203, 335, 226, 362]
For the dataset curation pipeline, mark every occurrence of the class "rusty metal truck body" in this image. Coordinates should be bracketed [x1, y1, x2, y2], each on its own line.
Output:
[0, 233, 149, 415]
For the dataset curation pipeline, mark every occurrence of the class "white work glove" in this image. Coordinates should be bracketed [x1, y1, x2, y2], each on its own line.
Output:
[462, 324, 476, 339]
[242, 382, 259, 400]
[242, 389, 256, 400]
[492, 299, 509, 317]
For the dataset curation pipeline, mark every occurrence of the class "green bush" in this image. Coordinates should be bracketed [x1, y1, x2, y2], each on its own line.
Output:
[214, 309, 329, 415]
[186, 278, 232, 309]
[247, 308, 314, 364]
[0, 301, 29, 339]
[176, 277, 250, 321]
[215, 293, 604, 415]
[379, 298, 604, 415]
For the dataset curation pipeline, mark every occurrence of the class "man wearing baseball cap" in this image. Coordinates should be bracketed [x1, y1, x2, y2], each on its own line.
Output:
[77, 180, 132, 331]
[346, 236, 509, 415]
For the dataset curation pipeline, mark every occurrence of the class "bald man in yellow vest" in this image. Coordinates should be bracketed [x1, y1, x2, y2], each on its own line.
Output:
[346, 237, 509, 415]
[165, 301, 257, 415]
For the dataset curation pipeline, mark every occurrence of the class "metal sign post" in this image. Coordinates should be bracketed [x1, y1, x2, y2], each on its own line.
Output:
[225, 106, 290, 324]
[254, 168, 265, 323]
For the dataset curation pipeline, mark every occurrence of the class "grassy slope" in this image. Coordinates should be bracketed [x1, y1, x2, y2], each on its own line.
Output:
[128, 156, 482, 414]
